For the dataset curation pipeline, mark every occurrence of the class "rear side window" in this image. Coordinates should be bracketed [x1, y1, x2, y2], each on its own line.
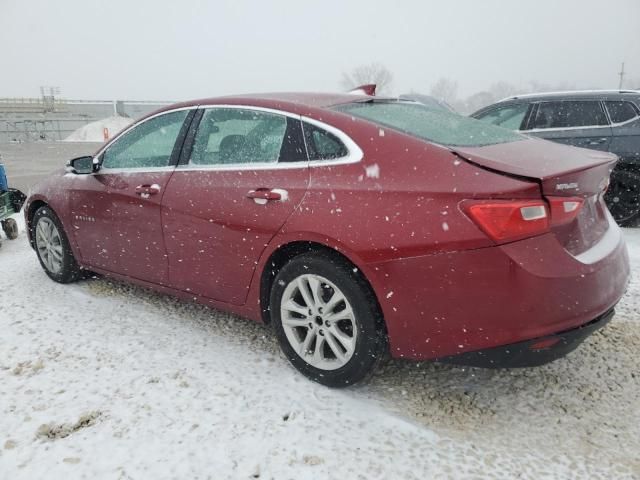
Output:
[475, 103, 529, 130]
[530, 101, 608, 129]
[335, 102, 523, 147]
[605, 101, 639, 123]
[190, 108, 287, 165]
[303, 123, 348, 160]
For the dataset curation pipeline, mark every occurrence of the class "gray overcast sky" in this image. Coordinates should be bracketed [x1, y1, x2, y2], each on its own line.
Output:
[1, 0, 639, 100]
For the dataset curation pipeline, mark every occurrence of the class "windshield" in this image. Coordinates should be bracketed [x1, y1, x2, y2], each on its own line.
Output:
[334, 101, 524, 147]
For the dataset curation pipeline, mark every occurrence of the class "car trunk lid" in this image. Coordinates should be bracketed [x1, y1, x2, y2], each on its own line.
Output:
[452, 138, 616, 196]
[453, 138, 617, 255]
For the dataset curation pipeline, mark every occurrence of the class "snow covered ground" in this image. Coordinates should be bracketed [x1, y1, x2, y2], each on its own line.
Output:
[0, 217, 638, 479]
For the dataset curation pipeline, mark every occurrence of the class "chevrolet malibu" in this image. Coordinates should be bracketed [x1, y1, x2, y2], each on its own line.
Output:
[25, 91, 630, 387]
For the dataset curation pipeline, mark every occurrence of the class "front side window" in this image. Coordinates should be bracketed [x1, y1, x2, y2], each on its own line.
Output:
[303, 123, 348, 160]
[530, 101, 608, 129]
[605, 101, 639, 123]
[102, 110, 188, 169]
[190, 108, 287, 165]
[334, 102, 523, 147]
[475, 103, 529, 130]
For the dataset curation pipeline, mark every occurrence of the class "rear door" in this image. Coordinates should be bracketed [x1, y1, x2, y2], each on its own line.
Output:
[161, 106, 309, 305]
[606, 100, 640, 160]
[524, 100, 612, 151]
[71, 109, 192, 283]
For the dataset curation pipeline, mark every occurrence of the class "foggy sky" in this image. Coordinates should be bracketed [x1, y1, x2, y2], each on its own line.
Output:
[1, 0, 639, 100]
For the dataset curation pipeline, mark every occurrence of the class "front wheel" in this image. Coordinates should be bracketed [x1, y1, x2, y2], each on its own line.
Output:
[31, 206, 82, 283]
[270, 253, 387, 388]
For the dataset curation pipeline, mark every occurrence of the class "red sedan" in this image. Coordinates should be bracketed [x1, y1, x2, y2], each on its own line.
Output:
[25, 90, 630, 387]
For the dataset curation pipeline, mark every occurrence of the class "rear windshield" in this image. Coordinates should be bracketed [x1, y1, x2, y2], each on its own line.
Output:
[334, 101, 524, 147]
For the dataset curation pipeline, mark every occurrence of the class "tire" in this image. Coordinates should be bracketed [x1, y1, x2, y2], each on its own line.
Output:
[605, 170, 640, 227]
[31, 206, 82, 283]
[2, 218, 19, 240]
[270, 252, 387, 388]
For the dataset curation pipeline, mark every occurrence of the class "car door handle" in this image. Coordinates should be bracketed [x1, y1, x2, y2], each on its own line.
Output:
[135, 184, 161, 196]
[246, 188, 284, 204]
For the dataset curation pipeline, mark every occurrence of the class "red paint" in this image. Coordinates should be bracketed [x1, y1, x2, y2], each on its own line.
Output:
[162, 167, 309, 304]
[529, 337, 561, 350]
[349, 84, 377, 96]
[25, 93, 630, 362]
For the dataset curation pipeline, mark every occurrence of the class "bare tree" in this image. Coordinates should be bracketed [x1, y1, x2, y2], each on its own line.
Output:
[430, 78, 459, 104]
[488, 82, 518, 101]
[463, 91, 496, 115]
[340, 63, 394, 95]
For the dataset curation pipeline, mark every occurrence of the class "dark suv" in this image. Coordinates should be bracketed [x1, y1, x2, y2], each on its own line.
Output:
[472, 90, 640, 226]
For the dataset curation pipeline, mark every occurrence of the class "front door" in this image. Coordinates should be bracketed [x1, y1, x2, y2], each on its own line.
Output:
[70, 109, 192, 284]
[162, 106, 309, 305]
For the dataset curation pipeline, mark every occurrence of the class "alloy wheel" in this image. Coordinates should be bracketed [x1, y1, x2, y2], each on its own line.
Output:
[280, 273, 358, 370]
[35, 217, 64, 274]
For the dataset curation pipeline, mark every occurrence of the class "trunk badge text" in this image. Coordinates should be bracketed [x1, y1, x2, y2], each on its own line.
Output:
[556, 182, 579, 191]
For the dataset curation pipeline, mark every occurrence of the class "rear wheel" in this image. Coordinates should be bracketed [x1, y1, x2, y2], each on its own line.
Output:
[270, 253, 387, 388]
[605, 170, 640, 227]
[31, 206, 82, 283]
[2, 218, 19, 240]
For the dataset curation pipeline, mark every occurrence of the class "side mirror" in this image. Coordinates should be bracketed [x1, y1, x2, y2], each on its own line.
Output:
[67, 156, 99, 174]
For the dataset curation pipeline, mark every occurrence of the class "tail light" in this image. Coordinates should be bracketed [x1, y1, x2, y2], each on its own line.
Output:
[463, 200, 550, 243]
[546, 196, 584, 226]
[463, 197, 585, 243]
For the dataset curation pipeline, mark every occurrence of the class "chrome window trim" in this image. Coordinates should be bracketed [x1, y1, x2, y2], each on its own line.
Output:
[91, 166, 176, 175]
[603, 100, 640, 127]
[521, 124, 612, 133]
[88, 103, 364, 174]
[94, 106, 196, 164]
[176, 161, 308, 172]
[184, 104, 292, 169]
[499, 89, 640, 102]
[196, 103, 302, 120]
[609, 115, 640, 127]
[173, 105, 363, 172]
[301, 115, 363, 166]
[521, 100, 611, 132]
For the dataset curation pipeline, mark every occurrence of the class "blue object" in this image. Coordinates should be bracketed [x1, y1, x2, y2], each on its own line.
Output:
[0, 164, 7, 192]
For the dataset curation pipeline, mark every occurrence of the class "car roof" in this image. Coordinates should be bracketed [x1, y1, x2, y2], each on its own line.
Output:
[498, 89, 640, 103]
[154, 92, 380, 114]
[142, 91, 401, 123]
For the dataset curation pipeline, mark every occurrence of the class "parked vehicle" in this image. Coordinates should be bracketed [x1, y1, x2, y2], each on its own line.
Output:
[471, 90, 640, 226]
[398, 93, 455, 112]
[25, 90, 630, 387]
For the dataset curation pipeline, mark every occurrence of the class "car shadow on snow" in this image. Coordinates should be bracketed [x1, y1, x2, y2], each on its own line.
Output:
[80, 275, 639, 461]
[361, 319, 639, 461]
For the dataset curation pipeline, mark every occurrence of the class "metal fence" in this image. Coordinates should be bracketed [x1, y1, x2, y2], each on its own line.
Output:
[0, 98, 172, 142]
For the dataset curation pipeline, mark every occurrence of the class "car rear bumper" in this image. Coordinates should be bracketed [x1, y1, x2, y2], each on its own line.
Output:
[437, 307, 615, 368]
[369, 214, 630, 361]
